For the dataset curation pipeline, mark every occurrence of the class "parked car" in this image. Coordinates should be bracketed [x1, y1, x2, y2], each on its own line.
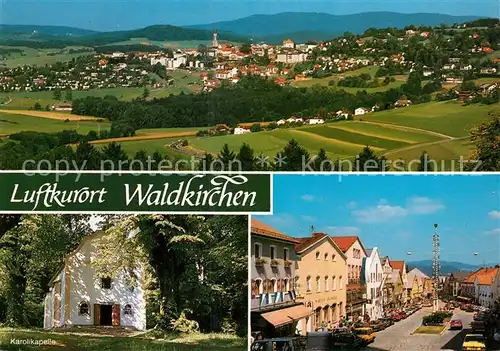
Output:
[391, 313, 403, 321]
[369, 321, 385, 332]
[399, 311, 408, 319]
[353, 327, 376, 345]
[379, 317, 394, 328]
[470, 320, 486, 334]
[450, 319, 463, 330]
[306, 332, 333, 350]
[251, 337, 306, 351]
[331, 332, 366, 348]
[461, 333, 486, 351]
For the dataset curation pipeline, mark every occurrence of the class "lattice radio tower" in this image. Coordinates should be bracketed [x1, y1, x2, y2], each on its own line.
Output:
[432, 223, 440, 312]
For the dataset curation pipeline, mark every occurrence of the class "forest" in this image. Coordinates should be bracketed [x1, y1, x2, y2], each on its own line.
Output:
[71, 74, 434, 133]
[0, 214, 247, 336]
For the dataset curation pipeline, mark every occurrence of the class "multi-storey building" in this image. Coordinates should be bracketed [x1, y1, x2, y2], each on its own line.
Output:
[390, 261, 408, 303]
[331, 236, 367, 320]
[463, 266, 500, 308]
[363, 248, 383, 321]
[250, 219, 312, 337]
[294, 233, 347, 333]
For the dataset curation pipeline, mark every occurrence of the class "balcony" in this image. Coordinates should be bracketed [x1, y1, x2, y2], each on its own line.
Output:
[270, 259, 280, 267]
[284, 260, 293, 268]
[255, 258, 267, 267]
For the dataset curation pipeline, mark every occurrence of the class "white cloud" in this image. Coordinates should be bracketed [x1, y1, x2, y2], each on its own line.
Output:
[301, 215, 317, 223]
[326, 226, 361, 236]
[352, 204, 408, 223]
[489, 210, 500, 219]
[347, 201, 357, 209]
[301, 194, 317, 202]
[351, 196, 444, 223]
[407, 196, 445, 214]
[484, 228, 500, 236]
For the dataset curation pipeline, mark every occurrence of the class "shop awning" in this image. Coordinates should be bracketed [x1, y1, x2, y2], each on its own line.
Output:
[261, 305, 313, 328]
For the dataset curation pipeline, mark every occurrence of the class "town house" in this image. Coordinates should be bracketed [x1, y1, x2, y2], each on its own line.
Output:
[390, 261, 408, 302]
[444, 271, 472, 301]
[331, 236, 367, 320]
[43, 232, 146, 330]
[463, 266, 500, 308]
[250, 219, 312, 337]
[362, 248, 384, 321]
[294, 233, 347, 333]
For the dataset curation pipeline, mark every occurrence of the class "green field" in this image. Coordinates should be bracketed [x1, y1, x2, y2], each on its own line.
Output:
[291, 65, 407, 93]
[187, 101, 495, 168]
[364, 101, 497, 137]
[0, 328, 245, 351]
[0, 112, 109, 135]
[2, 51, 94, 68]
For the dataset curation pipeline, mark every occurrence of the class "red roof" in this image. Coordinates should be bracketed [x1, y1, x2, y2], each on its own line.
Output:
[391, 261, 405, 272]
[464, 267, 499, 285]
[331, 236, 360, 253]
[295, 233, 327, 252]
[251, 218, 300, 244]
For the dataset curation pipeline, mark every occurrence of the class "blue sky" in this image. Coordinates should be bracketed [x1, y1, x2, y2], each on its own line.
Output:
[254, 174, 500, 265]
[2, 0, 497, 31]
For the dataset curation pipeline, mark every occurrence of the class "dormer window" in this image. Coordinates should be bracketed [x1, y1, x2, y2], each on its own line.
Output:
[101, 277, 112, 289]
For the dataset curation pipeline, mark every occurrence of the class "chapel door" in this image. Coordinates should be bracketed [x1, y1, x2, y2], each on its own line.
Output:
[94, 304, 101, 325]
[112, 304, 120, 326]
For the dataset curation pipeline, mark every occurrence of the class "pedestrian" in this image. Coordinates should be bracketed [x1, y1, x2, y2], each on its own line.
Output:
[321, 320, 327, 331]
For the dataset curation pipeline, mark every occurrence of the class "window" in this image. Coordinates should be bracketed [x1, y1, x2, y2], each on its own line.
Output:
[324, 253, 328, 261]
[316, 251, 320, 260]
[101, 277, 112, 289]
[332, 276, 337, 290]
[325, 276, 329, 291]
[332, 254, 336, 261]
[283, 248, 289, 261]
[124, 304, 133, 315]
[270, 246, 276, 260]
[254, 243, 262, 258]
[306, 276, 312, 292]
[271, 278, 277, 293]
[79, 302, 89, 316]
[339, 276, 343, 289]
[316, 276, 321, 292]
[255, 279, 263, 295]
[284, 278, 290, 291]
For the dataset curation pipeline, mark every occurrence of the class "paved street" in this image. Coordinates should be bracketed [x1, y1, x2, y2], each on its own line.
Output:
[365, 307, 479, 351]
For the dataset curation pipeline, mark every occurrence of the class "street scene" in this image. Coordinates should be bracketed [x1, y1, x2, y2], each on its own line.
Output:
[250, 175, 500, 350]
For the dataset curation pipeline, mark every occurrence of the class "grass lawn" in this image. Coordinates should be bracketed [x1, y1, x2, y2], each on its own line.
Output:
[364, 101, 497, 137]
[413, 325, 446, 334]
[0, 112, 109, 135]
[0, 328, 246, 350]
[330, 121, 444, 144]
[385, 138, 475, 171]
[3, 52, 94, 68]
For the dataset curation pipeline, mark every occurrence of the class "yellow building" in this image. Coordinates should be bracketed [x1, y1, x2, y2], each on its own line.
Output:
[295, 233, 347, 333]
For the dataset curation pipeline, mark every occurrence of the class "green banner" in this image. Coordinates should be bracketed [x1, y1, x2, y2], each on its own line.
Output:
[0, 172, 272, 213]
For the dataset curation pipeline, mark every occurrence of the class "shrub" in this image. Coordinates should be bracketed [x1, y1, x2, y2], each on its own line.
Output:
[171, 310, 200, 333]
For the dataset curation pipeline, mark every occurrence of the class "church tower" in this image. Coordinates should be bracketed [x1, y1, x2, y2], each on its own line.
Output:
[212, 30, 218, 48]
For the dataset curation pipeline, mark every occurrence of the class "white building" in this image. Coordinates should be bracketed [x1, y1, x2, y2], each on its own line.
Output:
[43, 232, 146, 330]
[308, 118, 324, 125]
[276, 52, 308, 64]
[277, 119, 286, 125]
[151, 52, 187, 70]
[473, 267, 500, 308]
[234, 127, 251, 135]
[287, 117, 303, 123]
[354, 107, 370, 116]
[282, 39, 295, 49]
[363, 248, 384, 321]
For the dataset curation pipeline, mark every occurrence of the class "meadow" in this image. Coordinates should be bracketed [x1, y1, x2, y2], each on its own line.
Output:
[188, 101, 497, 169]
[0, 112, 108, 135]
[0, 327, 245, 351]
[291, 65, 407, 93]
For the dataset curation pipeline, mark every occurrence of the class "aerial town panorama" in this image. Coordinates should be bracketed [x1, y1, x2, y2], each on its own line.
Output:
[0, 9, 499, 171]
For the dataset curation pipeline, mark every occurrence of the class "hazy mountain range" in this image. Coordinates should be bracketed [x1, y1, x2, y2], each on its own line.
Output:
[407, 260, 496, 277]
[0, 12, 486, 45]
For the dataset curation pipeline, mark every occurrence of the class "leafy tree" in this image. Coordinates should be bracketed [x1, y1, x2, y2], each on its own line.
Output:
[239, 43, 251, 54]
[65, 89, 73, 101]
[33, 102, 42, 110]
[313, 148, 334, 171]
[142, 87, 150, 100]
[53, 89, 61, 100]
[467, 111, 500, 171]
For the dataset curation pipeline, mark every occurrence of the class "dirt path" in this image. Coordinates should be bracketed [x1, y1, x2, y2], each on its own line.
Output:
[360, 121, 454, 139]
[382, 136, 470, 156]
[0, 109, 102, 121]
